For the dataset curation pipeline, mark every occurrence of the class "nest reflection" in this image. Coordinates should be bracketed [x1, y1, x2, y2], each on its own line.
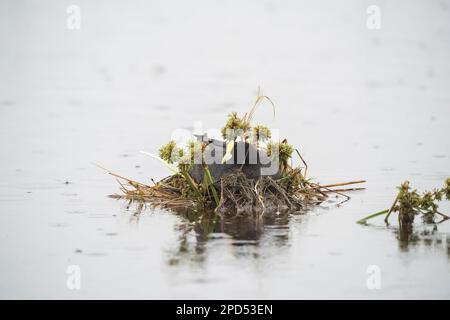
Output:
[164, 209, 302, 266]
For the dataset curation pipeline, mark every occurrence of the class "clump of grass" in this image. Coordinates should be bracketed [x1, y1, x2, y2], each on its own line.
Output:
[221, 112, 250, 140]
[357, 179, 450, 225]
[220, 87, 275, 143]
[159, 141, 183, 164]
[178, 140, 205, 171]
[267, 140, 294, 173]
[252, 125, 271, 142]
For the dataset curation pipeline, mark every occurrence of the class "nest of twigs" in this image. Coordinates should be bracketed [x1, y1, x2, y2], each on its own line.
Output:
[106, 166, 365, 216]
[104, 90, 365, 216]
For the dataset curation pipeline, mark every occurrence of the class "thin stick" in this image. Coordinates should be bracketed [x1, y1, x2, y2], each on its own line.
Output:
[93, 163, 149, 187]
[311, 182, 351, 205]
[214, 179, 225, 214]
[436, 211, 450, 220]
[384, 193, 399, 224]
[254, 180, 265, 212]
[295, 149, 308, 178]
[244, 87, 276, 124]
[319, 180, 366, 189]
[323, 187, 365, 193]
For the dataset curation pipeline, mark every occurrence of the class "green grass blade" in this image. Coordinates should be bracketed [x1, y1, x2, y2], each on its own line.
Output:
[357, 209, 389, 225]
[203, 166, 220, 206]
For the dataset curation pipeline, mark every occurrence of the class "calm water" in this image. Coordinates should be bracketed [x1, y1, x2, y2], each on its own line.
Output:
[0, 0, 449, 299]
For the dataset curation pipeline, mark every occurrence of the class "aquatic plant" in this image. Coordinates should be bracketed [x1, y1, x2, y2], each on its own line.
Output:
[251, 125, 271, 144]
[267, 140, 294, 173]
[221, 88, 275, 143]
[158, 141, 183, 164]
[357, 179, 450, 225]
[221, 112, 250, 140]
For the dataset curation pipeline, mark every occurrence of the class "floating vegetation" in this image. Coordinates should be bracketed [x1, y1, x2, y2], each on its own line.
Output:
[357, 179, 450, 229]
[103, 90, 365, 216]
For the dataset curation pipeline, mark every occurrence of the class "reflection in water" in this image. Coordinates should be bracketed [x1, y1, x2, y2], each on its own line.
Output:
[393, 220, 450, 257]
[120, 196, 311, 266]
[127, 199, 450, 266]
[165, 209, 298, 266]
[126, 199, 450, 269]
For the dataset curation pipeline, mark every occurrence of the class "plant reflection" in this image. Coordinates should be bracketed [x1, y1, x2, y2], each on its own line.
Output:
[393, 219, 450, 257]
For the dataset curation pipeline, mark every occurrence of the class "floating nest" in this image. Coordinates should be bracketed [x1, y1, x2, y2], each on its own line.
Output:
[104, 90, 365, 216]
[107, 168, 365, 216]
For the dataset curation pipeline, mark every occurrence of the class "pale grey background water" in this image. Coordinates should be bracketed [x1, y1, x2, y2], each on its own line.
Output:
[0, 0, 449, 299]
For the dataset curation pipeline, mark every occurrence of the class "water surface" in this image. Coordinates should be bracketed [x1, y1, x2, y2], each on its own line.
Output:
[0, 0, 449, 299]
